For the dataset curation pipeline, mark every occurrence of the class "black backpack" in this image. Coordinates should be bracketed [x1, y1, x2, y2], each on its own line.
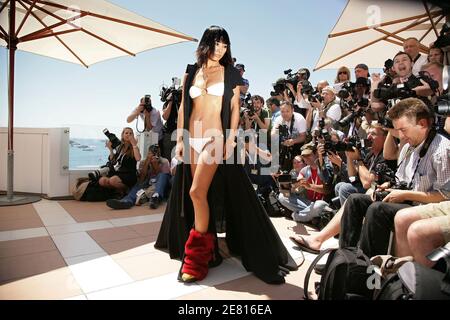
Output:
[375, 256, 450, 300]
[304, 247, 375, 300]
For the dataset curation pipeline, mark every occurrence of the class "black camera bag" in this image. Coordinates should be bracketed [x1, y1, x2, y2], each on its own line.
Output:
[304, 247, 374, 300]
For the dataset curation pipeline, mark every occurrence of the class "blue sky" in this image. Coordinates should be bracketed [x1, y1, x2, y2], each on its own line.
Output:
[0, 0, 348, 138]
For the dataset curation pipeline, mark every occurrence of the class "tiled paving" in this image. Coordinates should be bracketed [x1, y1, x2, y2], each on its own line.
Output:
[0, 199, 330, 300]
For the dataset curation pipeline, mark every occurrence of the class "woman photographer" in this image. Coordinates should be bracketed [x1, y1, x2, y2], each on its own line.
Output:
[155, 26, 296, 284]
[99, 127, 141, 194]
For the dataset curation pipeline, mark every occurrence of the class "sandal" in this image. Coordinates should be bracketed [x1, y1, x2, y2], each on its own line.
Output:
[289, 236, 320, 254]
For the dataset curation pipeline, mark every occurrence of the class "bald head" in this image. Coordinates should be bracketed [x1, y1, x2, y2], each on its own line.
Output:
[403, 37, 420, 61]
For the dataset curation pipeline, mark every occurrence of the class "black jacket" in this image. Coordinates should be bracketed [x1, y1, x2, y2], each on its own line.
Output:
[155, 63, 297, 284]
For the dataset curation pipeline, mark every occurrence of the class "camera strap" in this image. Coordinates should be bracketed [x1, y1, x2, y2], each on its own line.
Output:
[287, 114, 295, 136]
[402, 128, 436, 189]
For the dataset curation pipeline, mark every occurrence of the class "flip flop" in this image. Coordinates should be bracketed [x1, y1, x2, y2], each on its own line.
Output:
[289, 236, 320, 255]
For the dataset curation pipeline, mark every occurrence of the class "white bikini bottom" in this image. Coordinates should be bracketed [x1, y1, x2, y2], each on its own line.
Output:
[189, 135, 224, 154]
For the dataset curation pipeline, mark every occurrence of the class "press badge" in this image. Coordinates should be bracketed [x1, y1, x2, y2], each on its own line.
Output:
[251, 169, 258, 175]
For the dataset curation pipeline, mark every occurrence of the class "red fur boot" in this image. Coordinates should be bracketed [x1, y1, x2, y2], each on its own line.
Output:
[181, 228, 215, 282]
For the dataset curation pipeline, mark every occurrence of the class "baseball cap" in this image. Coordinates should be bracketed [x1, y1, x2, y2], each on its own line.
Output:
[355, 63, 369, 71]
[301, 142, 316, 156]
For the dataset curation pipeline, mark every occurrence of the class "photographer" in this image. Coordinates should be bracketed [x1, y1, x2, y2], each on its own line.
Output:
[271, 101, 307, 171]
[161, 79, 182, 160]
[242, 95, 270, 132]
[127, 95, 163, 142]
[306, 86, 342, 131]
[354, 63, 370, 80]
[106, 144, 171, 210]
[371, 51, 434, 112]
[236, 63, 249, 102]
[278, 142, 329, 223]
[335, 124, 395, 207]
[285, 68, 312, 117]
[99, 127, 141, 194]
[339, 98, 450, 258]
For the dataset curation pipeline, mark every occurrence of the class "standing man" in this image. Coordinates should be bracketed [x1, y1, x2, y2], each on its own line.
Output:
[236, 63, 249, 101]
[354, 63, 370, 80]
[403, 37, 428, 76]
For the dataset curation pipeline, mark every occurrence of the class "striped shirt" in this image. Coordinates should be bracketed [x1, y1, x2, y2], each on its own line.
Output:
[396, 133, 450, 200]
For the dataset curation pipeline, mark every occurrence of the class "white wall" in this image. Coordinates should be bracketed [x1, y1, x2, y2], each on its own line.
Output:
[0, 127, 70, 197]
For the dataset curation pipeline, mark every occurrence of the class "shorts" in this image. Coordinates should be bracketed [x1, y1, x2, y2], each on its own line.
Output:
[415, 201, 450, 243]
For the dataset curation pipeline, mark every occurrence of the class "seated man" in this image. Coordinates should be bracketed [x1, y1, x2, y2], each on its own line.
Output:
[334, 124, 396, 207]
[340, 98, 450, 258]
[278, 142, 329, 223]
[106, 144, 171, 210]
[394, 201, 450, 267]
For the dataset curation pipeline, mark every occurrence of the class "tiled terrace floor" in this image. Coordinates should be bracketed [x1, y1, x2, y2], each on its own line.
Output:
[0, 199, 338, 300]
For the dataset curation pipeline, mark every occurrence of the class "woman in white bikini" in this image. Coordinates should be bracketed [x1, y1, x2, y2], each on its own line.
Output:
[156, 26, 297, 284]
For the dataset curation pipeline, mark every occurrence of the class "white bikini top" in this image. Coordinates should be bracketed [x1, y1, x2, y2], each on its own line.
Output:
[189, 82, 224, 99]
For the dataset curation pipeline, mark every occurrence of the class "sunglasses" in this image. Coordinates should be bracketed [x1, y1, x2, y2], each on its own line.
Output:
[338, 71, 348, 75]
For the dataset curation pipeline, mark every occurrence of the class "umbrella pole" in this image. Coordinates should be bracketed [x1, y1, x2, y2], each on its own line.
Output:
[7, 1, 16, 201]
[1, 0, 40, 206]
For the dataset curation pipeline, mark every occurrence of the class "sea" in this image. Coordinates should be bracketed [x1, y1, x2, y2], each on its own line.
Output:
[69, 138, 110, 169]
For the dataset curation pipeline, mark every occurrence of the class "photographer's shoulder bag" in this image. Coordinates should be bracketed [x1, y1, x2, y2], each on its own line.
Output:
[375, 255, 450, 300]
[304, 247, 374, 300]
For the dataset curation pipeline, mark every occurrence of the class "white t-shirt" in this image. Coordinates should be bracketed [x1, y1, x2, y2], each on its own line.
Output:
[136, 108, 163, 139]
[311, 102, 342, 130]
[271, 112, 307, 137]
[412, 54, 428, 77]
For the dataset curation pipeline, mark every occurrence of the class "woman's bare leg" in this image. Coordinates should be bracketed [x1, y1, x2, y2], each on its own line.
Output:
[189, 147, 219, 233]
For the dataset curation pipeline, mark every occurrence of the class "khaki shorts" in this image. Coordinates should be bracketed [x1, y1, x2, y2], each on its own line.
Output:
[416, 201, 450, 243]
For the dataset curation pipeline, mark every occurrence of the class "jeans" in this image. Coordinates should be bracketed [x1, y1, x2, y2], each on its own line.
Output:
[278, 193, 311, 212]
[121, 173, 171, 205]
[278, 193, 328, 223]
[339, 193, 410, 257]
[334, 181, 366, 206]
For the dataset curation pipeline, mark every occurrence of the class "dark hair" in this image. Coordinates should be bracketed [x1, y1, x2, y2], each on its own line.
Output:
[196, 26, 233, 67]
[266, 97, 280, 107]
[387, 98, 434, 124]
[393, 51, 412, 62]
[251, 95, 264, 104]
[148, 144, 160, 157]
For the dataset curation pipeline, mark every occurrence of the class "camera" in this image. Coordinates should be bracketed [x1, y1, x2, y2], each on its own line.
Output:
[241, 93, 256, 117]
[278, 124, 290, 143]
[270, 78, 285, 96]
[308, 90, 323, 103]
[373, 72, 438, 101]
[435, 95, 450, 116]
[277, 170, 298, 191]
[374, 181, 410, 202]
[324, 136, 369, 153]
[338, 81, 356, 100]
[338, 97, 369, 127]
[142, 94, 153, 112]
[88, 165, 111, 183]
[373, 163, 411, 202]
[270, 69, 313, 97]
[284, 69, 301, 88]
[103, 128, 121, 150]
[160, 77, 182, 104]
[300, 80, 314, 95]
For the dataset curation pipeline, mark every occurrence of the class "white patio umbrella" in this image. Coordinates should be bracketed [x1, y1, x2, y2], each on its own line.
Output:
[0, 0, 197, 205]
[314, 0, 447, 70]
